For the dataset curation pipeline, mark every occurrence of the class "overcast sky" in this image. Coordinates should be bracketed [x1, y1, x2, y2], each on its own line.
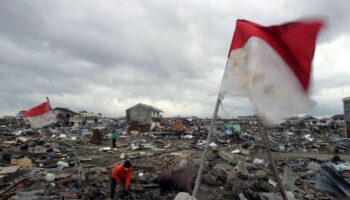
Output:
[0, 0, 349, 118]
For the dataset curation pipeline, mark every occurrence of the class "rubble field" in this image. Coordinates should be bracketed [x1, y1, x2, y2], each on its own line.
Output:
[1, 116, 350, 200]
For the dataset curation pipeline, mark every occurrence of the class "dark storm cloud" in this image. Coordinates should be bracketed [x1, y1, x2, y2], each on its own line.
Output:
[0, 0, 349, 117]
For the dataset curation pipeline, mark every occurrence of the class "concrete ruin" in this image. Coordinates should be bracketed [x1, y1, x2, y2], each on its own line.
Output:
[343, 97, 350, 138]
[126, 103, 163, 132]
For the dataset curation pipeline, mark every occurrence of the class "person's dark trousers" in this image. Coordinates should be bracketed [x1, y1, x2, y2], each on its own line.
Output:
[110, 178, 126, 198]
[111, 178, 117, 198]
[112, 139, 116, 148]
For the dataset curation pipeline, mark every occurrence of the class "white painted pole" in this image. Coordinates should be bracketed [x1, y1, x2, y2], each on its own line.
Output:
[46, 97, 65, 128]
[258, 121, 287, 200]
[192, 97, 221, 197]
[46, 97, 85, 192]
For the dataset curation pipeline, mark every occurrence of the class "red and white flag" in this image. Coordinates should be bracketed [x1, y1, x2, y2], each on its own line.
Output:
[219, 19, 323, 126]
[23, 102, 57, 129]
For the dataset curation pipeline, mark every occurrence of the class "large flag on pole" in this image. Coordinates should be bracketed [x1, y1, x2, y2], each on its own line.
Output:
[23, 102, 57, 129]
[219, 19, 323, 126]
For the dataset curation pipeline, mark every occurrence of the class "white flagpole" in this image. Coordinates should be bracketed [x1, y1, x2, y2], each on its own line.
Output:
[193, 59, 229, 197]
[46, 97, 65, 129]
[46, 97, 86, 192]
[192, 97, 221, 197]
[46, 96, 74, 139]
[258, 120, 288, 200]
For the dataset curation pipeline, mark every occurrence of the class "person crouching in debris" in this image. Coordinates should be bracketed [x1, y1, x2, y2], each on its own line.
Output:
[112, 130, 118, 150]
[111, 160, 133, 198]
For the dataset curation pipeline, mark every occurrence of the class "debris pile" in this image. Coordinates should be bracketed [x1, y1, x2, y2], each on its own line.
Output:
[1, 114, 349, 199]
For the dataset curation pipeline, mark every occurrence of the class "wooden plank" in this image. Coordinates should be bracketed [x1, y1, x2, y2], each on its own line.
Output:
[0, 166, 20, 175]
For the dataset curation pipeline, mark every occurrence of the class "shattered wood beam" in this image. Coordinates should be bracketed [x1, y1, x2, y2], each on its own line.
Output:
[0, 177, 30, 196]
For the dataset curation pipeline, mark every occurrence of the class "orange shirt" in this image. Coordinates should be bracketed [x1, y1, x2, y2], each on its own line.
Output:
[111, 164, 133, 190]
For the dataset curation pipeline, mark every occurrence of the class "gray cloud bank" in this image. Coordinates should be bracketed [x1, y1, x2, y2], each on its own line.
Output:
[0, 0, 349, 118]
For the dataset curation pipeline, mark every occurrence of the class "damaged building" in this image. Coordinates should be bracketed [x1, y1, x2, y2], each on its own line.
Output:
[53, 107, 79, 126]
[69, 111, 102, 127]
[126, 103, 163, 133]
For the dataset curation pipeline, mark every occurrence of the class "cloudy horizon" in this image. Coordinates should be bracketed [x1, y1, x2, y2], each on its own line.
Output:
[1, 0, 349, 118]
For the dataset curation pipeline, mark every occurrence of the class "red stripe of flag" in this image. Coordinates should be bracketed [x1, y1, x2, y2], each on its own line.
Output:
[228, 19, 323, 92]
[23, 102, 52, 118]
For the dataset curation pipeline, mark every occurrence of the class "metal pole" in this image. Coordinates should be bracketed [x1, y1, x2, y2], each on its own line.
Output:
[46, 97, 85, 191]
[46, 97, 74, 139]
[192, 98, 221, 197]
[46, 97, 66, 129]
[343, 97, 350, 138]
[258, 121, 288, 200]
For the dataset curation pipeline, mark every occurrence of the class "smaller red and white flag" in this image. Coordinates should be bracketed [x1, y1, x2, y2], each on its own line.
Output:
[219, 19, 323, 126]
[23, 102, 57, 129]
